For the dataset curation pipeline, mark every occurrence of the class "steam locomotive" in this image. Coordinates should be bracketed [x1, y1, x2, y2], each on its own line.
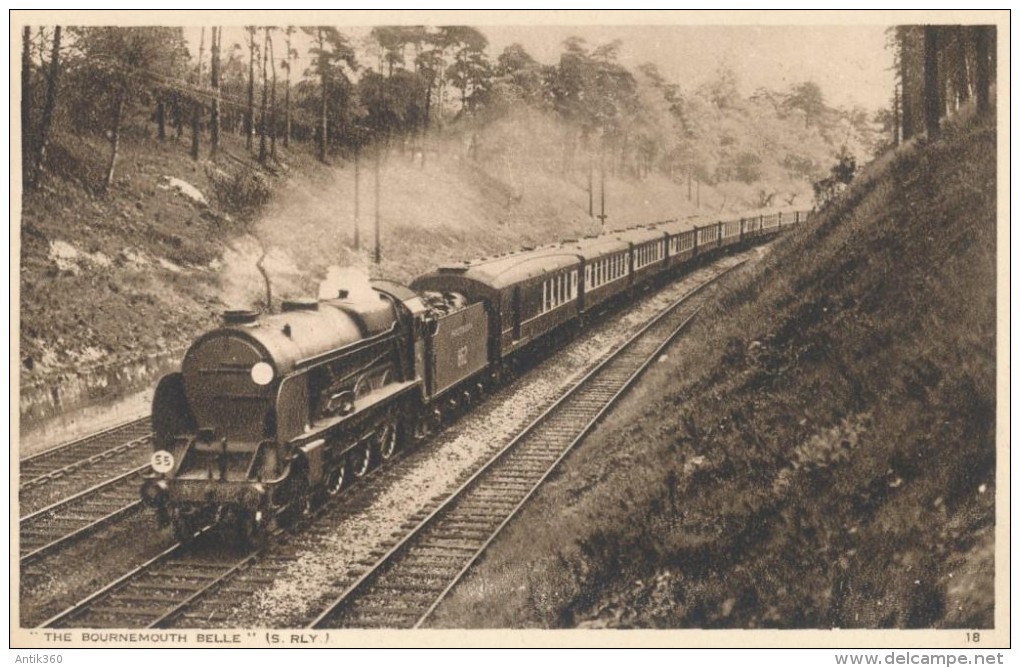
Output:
[142, 209, 808, 542]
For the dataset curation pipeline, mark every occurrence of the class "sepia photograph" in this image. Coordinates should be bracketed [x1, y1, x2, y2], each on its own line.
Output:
[11, 9, 1008, 652]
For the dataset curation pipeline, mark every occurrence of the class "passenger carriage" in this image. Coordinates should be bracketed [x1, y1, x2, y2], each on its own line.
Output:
[615, 226, 669, 288]
[411, 246, 582, 360]
[570, 236, 632, 314]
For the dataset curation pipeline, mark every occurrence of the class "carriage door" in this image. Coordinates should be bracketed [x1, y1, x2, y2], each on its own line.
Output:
[512, 286, 522, 341]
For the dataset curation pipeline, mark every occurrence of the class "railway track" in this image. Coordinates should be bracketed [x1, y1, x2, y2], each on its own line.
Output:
[20, 417, 152, 489]
[40, 528, 247, 629]
[35, 256, 745, 629]
[306, 259, 743, 629]
[19, 418, 155, 563]
[20, 417, 153, 517]
[20, 466, 148, 563]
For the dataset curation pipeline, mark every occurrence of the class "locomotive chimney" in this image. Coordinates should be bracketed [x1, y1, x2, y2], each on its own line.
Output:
[281, 298, 320, 312]
[222, 309, 259, 325]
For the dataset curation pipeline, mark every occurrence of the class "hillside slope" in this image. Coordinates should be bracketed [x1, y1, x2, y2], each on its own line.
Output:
[430, 112, 997, 629]
[20, 110, 822, 384]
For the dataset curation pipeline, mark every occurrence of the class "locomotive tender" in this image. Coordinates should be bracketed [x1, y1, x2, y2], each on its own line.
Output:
[143, 209, 807, 541]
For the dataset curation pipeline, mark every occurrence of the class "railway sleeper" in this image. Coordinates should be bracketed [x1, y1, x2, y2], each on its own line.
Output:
[382, 563, 460, 577]
[107, 592, 189, 605]
[371, 582, 445, 595]
[130, 581, 212, 592]
[440, 511, 506, 522]
[416, 538, 480, 552]
[440, 518, 500, 530]
[235, 573, 282, 585]
[488, 472, 542, 482]
[341, 606, 421, 622]
[85, 604, 169, 617]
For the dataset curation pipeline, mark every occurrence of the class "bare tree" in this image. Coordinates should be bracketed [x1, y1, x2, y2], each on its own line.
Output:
[284, 26, 294, 148]
[953, 26, 970, 107]
[312, 28, 328, 162]
[21, 26, 32, 188]
[268, 30, 277, 160]
[924, 26, 941, 140]
[898, 26, 916, 141]
[105, 91, 126, 193]
[974, 25, 991, 114]
[246, 26, 256, 150]
[191, 27, 205, 160]
[258, 27, 270, 164]
[210, 26, 221, 157]
[33, 25, 61, 184]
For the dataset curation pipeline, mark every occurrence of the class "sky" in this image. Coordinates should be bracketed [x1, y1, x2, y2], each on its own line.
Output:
[186, 23, 895, 113]
[482, 25, 895, 111]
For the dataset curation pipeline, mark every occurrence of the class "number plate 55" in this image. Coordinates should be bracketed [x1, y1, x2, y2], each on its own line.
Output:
[151, 450, 175, 474]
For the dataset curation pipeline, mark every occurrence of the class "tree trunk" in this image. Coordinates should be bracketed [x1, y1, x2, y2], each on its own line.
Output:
[893, 82, 900, 146]
[953, 26, 970, 106]
[423, 77, 433, 131]
[587, 153, 593, 217]
[374, 147, 381, 264]
[269, 32, 277, 160]
[191, 98, 200, 160]
[246, 28, 255, 150]
[975, 25, 991, 114]
[318, 30, 327, 163]
[191, 27, 205, 161]
[354, 147, 360, 250]
[258, 28, 269, 164]
[104, 91, 125, 194]
[210, 26, 220, 157]
[598, 146, 606, 229]
[284, 28, 292, 148]
[173, 96, 183, 139]
[21, 26, 32, 188]
[900, 28, 915, 141]
[190, 99, 201, 160]
[924, 26, 941, 140]
[34, 25, 61, 182]
[156, 97, 166, 140]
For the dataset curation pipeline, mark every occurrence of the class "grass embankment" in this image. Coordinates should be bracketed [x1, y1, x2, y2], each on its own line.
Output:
[431, 112, 997, 629]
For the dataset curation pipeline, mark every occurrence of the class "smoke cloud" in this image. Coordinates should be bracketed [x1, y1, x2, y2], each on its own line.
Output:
[317, 263, 378, 306]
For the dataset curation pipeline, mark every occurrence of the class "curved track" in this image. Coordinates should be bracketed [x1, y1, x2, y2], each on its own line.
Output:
[307, 260, 743, 629]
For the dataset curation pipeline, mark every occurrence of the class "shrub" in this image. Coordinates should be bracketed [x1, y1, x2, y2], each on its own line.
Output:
[207, 165, 272, 219]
